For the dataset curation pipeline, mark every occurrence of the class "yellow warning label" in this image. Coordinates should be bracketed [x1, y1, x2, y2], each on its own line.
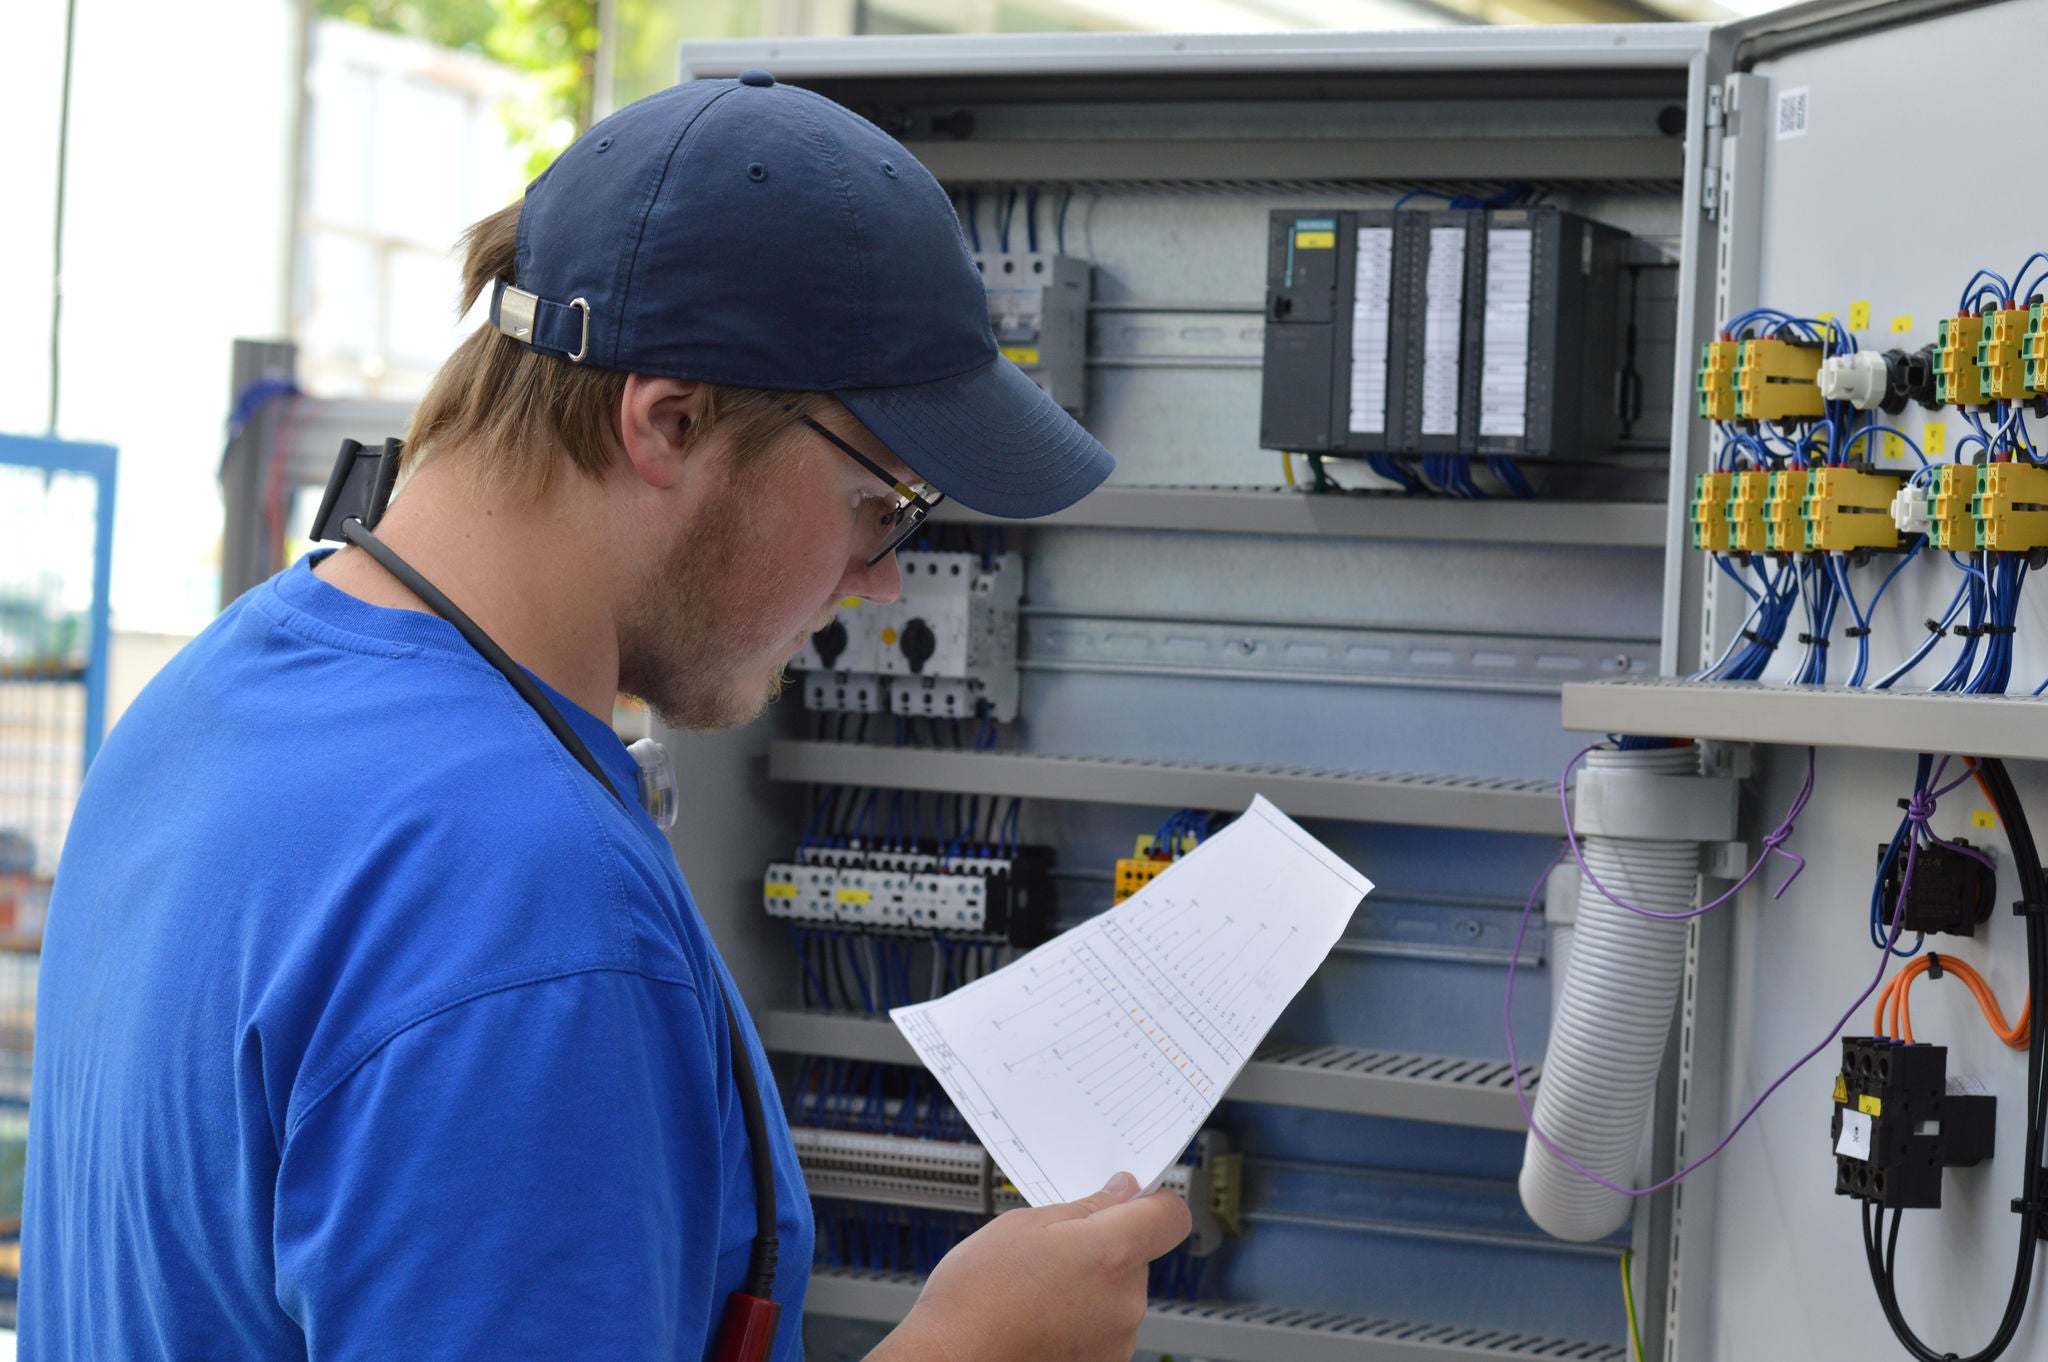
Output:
[1925, 421, 1947, 455]
[836, 889, 872, 905]
[764, 883, 799, 898]
[1973, 810, 1997, 829]
[1849, 300, 1872, 331]
[1833, 1074, 1848, 1103]
[1858, 1094, 1883, 1117]
[1294, 230, 1336, 250]
[1882, 433, 1906, 463]
[1891, 314, 1914, 335]
[1000, 347, 1042, 366]
[1816, 312, 1837, 324]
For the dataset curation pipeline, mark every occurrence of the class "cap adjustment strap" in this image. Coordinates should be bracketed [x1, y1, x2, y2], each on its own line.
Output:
[491, 280, 592, 363]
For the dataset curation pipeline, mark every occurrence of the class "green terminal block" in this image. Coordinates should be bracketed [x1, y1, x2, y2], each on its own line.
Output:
[1763, 468, 1810, 554]
[2024, 301, 2048, 394]
[1936, 315, 1989, 406]
[1978, 306, 2032, 401]
[1697, 340, 1739, 422]
[1929, 464, 1977, 552]
[1733, 339, 1825, 421]
[1804, 468, 1904, 552]
[1727, 470, 1771, 555]
[1972, 462, 2048, 552]
[1691, 472, 1735, 552]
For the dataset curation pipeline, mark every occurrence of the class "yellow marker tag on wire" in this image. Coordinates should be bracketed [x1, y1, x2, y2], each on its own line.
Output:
[1859, 1094, 1883, 1117]
[1849, 301, 1872, 331]
[1892, 314, 1914, 334]
[1925, 421, 1947, 455]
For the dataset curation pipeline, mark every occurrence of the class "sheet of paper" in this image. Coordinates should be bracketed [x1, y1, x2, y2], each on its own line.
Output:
[890, 795, 1373, 1206]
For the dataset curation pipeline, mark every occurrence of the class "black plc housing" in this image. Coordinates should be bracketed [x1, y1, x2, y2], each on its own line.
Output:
[1832, 1037, 1995, 1209]
[1876, 838, 1997, 936]
[1258, 206, 1627, 459]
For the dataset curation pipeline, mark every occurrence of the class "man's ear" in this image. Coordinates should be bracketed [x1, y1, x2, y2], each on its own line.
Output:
[617, 375, 710, 489]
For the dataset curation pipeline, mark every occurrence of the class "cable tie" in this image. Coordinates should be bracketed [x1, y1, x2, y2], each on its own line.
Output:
[1984, 623, 2018, 635]
[1797, 633, 1829, 647]
[1741, 629, 1778, 651]
[1845, 626, 1870, 638]
[1926, 952, 1942, 980]
[2014, 898, 2048, 919]
[1925, 618, 1945, 634]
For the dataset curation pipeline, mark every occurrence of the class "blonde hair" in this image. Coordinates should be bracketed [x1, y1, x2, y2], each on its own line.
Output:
[405, 200, 830, 495]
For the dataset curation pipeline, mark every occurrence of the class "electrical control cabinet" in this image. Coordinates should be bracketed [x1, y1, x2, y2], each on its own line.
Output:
[651, 15, 2048, 1362]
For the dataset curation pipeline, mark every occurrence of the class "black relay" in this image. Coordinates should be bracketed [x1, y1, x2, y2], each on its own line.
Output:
[1876, 837, 1997, 936]
[1832, 1037, 1995, 1209]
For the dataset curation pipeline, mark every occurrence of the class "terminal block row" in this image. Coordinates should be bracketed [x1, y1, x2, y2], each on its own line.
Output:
[1901, 462, 2048, 553]
[795, 1124, 1241, 1258]
[1690, 466, 1906, 555]
[764, 843, 1055, 945]
[1832, 1037, 1994, 1210]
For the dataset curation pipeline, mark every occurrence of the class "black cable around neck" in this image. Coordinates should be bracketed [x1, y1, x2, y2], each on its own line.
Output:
[342, 518, 780, 1295]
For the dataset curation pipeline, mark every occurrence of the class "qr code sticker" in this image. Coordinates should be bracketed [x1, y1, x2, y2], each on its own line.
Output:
[1777, 87, 1809, 140]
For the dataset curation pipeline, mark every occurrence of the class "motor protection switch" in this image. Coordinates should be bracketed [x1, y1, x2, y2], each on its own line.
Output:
[1832, 1038, 1995, 1210]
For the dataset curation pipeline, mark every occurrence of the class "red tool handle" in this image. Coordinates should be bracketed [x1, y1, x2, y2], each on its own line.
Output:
[710, 1290, 782, 1362]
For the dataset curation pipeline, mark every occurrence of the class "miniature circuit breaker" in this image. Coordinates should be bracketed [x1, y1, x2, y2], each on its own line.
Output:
[789, 550, 1024, 720]
[976, 251, 1090, 416]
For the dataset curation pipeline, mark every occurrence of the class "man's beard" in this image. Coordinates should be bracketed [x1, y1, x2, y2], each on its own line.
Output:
[617, 487, 794, 732]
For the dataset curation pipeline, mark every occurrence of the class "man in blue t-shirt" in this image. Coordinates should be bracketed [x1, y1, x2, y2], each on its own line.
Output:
[22, 72, 1189, 1360]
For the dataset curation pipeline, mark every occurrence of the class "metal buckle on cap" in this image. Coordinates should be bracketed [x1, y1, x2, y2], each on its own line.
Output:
[494, 282, 538, 343]
[566, 298, 590, 363]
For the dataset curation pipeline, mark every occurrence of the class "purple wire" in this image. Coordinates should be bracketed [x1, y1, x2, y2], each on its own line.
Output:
[1559, 743, 1816, 921]
[1507, 744, 1926, 1199]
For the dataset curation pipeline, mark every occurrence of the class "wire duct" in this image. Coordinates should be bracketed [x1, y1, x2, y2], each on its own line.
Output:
[1520, 745, 1700, 1241]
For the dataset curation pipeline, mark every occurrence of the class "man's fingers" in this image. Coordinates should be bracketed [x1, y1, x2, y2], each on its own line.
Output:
[1081, 1186, 1194, 1262]
[1036, 1171, 1140, 1222]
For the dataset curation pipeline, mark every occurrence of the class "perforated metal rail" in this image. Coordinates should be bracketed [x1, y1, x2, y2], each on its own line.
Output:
[756, 1011, 1535, 1131]
[765, 743, 1564, 835]
[1562, 675, 2048, 760]
[805, 1268, 1625, 1361]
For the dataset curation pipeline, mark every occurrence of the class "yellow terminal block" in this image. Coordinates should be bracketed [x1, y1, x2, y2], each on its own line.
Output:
[1936, 314, 1988, 406]
[1978, 307, 2032, 401]
[1114, 856, 1170, 904]
[1973, 462, 2048, 552]
[1691, 471, 1734, 552]
[2024, 302, 2048, 393]
[1733, 339, 1825, 421]
[1697, 340, 1738, 422]
[1727, 470, 1770, 554]
[1762, 468, 1810, 554]
[1803, 468, 1903, 552]
[1929, 464, 1977, 552]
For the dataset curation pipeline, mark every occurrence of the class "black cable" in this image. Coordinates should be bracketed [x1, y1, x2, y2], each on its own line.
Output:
[342, 519, 781, 1300]
[1863, 756, 2045, 1362]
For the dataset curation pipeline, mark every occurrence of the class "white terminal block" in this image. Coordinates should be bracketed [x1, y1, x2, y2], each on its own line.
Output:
[1571, 767, 1740, 842]
[1892, 482, 1931, 536]
[764, 861, 839, 922]
[803, 671, 887, 714]
[1816, 351, 1890, 410]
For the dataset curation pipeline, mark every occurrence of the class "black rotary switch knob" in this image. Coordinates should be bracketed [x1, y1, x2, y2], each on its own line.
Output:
[811, 618, 848, 670]
[899, 618, 937, 675]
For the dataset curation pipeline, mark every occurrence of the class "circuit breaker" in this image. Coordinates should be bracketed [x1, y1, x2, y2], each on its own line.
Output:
[788, 551, 1023, 721]
[1260, 206, 1626, 459]
[976, 251, 1090, 415]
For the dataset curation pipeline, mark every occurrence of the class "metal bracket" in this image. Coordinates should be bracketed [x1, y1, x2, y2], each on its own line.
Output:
[1700, 85, 1725, 221]
[1573, 768, 1741, 842]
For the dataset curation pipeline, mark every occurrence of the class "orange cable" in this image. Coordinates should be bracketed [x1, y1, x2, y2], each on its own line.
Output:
[1890, 954, 2029, 1049]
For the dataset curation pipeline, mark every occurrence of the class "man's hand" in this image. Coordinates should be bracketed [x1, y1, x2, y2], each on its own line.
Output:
[870, 1172, 1193, 1362]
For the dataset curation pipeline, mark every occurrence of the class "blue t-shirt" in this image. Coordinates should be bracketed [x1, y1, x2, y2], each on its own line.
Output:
[21, 553, 813, 1360]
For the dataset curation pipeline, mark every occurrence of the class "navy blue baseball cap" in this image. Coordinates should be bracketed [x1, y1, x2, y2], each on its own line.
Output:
[487, 69, 1113, 519]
